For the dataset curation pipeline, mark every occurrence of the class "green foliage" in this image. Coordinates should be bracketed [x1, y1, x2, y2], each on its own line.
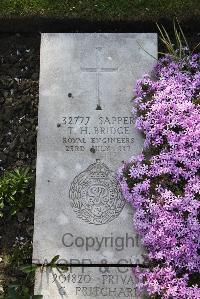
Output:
[48, 255, 69, 272]
[2, 255, 68, 298]
[1, 264, 42, 299]
[9, 237, 33, 269]
[1, 283, 42, 299]
[19, 255, 68, 277]
[0, 167, 32, 217]
[157, 19, 200, 59]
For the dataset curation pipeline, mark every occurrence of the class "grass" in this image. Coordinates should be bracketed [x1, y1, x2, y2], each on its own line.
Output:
[0, 0, 199, 21]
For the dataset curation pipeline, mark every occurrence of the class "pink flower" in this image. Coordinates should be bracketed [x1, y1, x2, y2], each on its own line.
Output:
[117, 52, 200, 298]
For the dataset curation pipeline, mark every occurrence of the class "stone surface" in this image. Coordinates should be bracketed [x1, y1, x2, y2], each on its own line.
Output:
[35, 267, 139, 299]
[33, 33, 157, 298]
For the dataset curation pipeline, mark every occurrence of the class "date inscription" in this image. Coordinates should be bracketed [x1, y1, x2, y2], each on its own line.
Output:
[59, 115, 135, 153]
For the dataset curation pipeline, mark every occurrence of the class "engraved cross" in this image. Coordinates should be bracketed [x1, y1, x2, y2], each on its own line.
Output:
[81, 47, 118, 110]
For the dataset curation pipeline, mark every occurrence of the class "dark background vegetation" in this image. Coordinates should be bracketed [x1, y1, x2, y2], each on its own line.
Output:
[0, 0, 199, 33]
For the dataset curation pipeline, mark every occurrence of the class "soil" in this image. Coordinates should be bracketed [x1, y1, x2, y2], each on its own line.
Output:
[0, 33, 40, 293]
[0, 17, 199, 34]
[0, 33, 40, 174]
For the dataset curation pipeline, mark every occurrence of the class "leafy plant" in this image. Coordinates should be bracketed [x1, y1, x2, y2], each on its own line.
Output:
[9, 237, 33, 269]
[157, 18, 200, 59]
[46, 255, 69, 272]
[1, 263, 42, 299]
[1, 283, 42, 299]
[2, 255, 68, 299]
[0, 167, 32, 217]
[20, 255, 68, 278]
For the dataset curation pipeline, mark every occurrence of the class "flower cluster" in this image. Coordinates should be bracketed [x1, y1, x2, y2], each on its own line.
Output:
[117, 53, 200, 298]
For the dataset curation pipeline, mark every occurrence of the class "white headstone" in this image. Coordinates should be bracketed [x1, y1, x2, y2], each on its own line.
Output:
[33, 33, 157, 298]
